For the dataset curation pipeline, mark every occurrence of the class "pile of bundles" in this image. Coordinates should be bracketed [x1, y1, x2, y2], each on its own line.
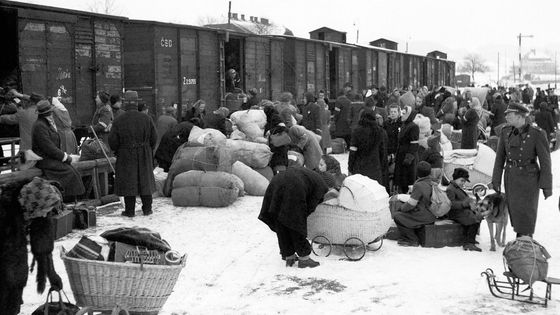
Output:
[66, 227, 180, 265]
[164, 109, 274, 207]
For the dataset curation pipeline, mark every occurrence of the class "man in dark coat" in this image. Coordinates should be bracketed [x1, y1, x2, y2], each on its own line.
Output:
[393, 161, 436, 247]
[109, 90, 157, 217]
[491, 102, 552, 237]
[32, 100, 85, 198]
[534, 102, 557, 142]
[258, 167, 328, 268]
[333, 85, 353, 147]
[301, 92, 322, 134]
[394, 106, 420, 193]
[446, 168, 484, 251]
[490, 94, 507, 136]
[348, 112, 387, 184]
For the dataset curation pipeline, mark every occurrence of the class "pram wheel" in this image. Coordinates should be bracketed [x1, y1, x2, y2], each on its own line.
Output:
[311, 236, 332, 257]
[343, 237, 366, 261]
[472, 184, 487, 197]
[367, 236, 383, 252]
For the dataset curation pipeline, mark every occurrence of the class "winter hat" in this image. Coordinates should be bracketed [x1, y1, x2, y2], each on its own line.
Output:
[417, 161, 432, 178]
[36, 100, 53, 115]
[452, 167, 470, 182]
[279, 92, 293, 103]
[97, 91, 110, 104]
[304, 92, 315, 103]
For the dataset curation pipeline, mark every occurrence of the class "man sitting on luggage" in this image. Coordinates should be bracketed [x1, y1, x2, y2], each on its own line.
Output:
[445, 168, 487, 252]
[393, 161, 437, 247]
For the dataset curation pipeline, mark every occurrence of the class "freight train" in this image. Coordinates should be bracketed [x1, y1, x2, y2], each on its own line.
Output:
[0, 1, 455, 131]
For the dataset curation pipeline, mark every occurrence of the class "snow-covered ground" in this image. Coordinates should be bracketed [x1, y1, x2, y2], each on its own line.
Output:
[19, 151, 560, 315]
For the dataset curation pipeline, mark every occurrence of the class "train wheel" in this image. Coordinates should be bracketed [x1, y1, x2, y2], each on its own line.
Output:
[366, 236, 383, 252]
[343, 237, 366, 261]
[311, 236, 331, 257]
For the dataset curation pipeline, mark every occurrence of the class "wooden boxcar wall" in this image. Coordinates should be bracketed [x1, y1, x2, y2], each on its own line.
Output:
[283, 38, 329, 102]
[244, 36, 270, 99]
[377, 51, 388, 89]
[125, 22, 221, 116]
[269, 38, 284, 101]
[16, 7, 124, 127]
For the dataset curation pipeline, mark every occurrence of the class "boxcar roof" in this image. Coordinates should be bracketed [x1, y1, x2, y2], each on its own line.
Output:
[3, 0, 128, 20]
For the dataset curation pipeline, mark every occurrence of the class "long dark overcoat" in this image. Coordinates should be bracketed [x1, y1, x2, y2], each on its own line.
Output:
[333, 95, 352, 137]
[461, 108, 479, 149]
[445, 181, 480, 225]
[492, 124, 552, 235]
[32, 117, 84, 196]
[394, 112, 420, 189]
[258, 167, 328, 236]
[109, 109, 157, 196]
[348, 124, 387, 184]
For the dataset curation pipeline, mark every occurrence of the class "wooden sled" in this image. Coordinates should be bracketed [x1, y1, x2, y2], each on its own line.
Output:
[481, 268, 560, 307]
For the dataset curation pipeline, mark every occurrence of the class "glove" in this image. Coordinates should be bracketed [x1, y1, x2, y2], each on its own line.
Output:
[64, 156, 73, 164]
[543, 189, 552, 200]
[403, 153, 414, 166]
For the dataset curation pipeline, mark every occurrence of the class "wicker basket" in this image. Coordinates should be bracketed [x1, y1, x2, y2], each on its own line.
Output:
[61, 248, 186, 313]
[307, 203, 392, 245]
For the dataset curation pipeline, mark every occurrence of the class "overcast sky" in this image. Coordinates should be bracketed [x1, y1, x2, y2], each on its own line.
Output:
[14, 0, 560, 81]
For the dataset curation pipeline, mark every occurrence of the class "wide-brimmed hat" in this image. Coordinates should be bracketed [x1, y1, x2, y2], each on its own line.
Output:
[36, 100, 53, 115]
[504, 102, 529, 115]
[452, 167, 470, 182]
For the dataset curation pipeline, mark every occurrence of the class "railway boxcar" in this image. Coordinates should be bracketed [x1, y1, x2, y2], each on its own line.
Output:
[0, 1, 125, 128]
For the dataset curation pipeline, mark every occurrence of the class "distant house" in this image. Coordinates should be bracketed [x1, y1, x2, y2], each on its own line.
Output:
[369, 38, 398, 51]
[455, 74, 471, 88]
[206, 13, 293, 36]
[427, 50, 447, 60]
[309, 27, 346, 43]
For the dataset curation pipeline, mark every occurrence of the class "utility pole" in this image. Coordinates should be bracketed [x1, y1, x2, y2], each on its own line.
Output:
[517, 33, 534, 82]
[497, 52, 500, 85]
[555, 51, 557, 89]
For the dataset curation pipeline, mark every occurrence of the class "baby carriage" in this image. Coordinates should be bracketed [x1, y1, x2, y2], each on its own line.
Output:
[307, 175, 392, 261]
[442, 142, 496, 197]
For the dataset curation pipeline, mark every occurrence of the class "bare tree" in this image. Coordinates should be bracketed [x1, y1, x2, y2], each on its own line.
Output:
[88, 0, 121, 15]
[458, 53, 490, 83]
[251, 22, 276, 35]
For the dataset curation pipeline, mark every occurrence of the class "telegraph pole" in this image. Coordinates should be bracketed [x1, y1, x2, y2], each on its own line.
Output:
[497, 52, 500, 85]
[228, 1, 231, 24]
[518, 33, 534, 82]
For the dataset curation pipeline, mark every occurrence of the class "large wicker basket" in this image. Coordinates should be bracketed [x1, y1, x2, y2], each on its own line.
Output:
[61, 248, 186, 313]
[307, 203, 392, 245]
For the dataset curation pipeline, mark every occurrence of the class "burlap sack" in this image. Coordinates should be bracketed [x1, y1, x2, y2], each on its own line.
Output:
[231, 161, 269, 196]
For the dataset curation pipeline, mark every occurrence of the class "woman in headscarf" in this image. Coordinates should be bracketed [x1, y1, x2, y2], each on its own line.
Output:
[51, 97, 78, 154]
[461, 97, 481, 149]
[393, 105, 420, 193]
[348, 112, 387, 184]
[258, 167, 328, 268]
[184, 99, 206, 124]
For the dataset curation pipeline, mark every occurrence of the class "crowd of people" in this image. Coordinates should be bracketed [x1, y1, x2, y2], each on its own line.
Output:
[0, 80, 557, 267]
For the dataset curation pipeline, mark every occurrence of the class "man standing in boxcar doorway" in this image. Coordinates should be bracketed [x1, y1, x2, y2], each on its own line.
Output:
[109, 90, 157, 217]
[491, 102, 552, 238]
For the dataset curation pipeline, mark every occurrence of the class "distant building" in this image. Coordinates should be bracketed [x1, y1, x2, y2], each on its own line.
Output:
[427, 50, 447, 60]
[455, 74, 471, 88]
[309, 27, 346, 43]
[206, 13, 293, 36]
[369, 38, 398, 51]
[522, 50, 556, 75]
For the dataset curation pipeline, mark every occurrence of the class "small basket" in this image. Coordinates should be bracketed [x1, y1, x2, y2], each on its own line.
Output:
[61, 247, 186, 313]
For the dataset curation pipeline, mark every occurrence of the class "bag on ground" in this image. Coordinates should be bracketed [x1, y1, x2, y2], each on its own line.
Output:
[226, 139, 272, 169]
[231, 161, 269, 196]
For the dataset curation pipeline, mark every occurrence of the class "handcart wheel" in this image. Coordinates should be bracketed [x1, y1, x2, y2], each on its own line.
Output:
[367, 236, 383, 252]
[472, 184, 487, 198]
[343, 237, 366, 261]
[311, 235, 332, 257]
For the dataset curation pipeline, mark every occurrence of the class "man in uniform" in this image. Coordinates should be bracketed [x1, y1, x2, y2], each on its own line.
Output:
[491, 102, 552, 238]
